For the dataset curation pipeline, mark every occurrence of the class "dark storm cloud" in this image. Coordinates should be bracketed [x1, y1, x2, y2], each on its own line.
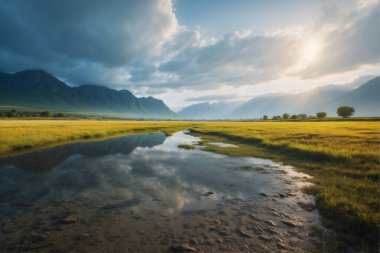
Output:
[0, 0, 177, 85]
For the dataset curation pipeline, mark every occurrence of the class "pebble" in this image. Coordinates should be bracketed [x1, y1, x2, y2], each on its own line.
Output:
[171, 243, 197, 252]
[259, 235, 270, 241]
[236, 228, 253, 238]
[282, 220, 300, 227]
[265, 220, 276, 226]
[60, 214, 78, 224]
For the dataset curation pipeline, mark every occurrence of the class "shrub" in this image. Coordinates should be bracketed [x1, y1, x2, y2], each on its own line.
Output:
[316, 112, 327, 118]
[40, 111, 52, 117]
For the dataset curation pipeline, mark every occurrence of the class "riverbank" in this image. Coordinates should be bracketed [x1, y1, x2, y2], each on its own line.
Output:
[187, 121, 379, 251]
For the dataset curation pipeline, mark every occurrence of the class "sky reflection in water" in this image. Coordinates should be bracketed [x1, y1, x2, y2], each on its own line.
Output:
[0, 131, 304, 216]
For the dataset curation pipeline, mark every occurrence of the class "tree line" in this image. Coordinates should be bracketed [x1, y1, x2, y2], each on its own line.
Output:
[0, 109, 66, 118]
[262, 106, 355, 120]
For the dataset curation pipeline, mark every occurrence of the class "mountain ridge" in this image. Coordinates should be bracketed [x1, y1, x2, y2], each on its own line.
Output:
[178, 76, 380, 119]
[0, 70, 176, 118]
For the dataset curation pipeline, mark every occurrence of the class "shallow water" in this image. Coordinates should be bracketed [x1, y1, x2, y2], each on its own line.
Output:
[0, 131, 320, 252]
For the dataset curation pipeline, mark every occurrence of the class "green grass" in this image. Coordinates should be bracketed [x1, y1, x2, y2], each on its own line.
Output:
[0, 120, 379, 250]
[177, 143, 196, 150]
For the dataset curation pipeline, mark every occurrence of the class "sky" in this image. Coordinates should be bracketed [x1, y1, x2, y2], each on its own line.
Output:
[0, 0, 379, 111]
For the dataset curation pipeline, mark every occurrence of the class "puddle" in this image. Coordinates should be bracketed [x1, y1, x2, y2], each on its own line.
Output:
[0, 131, 321, 252]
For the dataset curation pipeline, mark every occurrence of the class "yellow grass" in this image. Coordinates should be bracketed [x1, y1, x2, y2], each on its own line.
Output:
[0, 120, 192, 155]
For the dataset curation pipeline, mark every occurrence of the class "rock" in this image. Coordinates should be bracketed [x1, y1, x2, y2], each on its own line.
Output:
[277, 242, 287, 249]
[81, 233, 90, 238]
[203, 191, 214, 196]
[218, 230, 228, 237]
[260, 193, 268, 197]
[282, 220, 300, 227]
[30, 231, 48, 242]
[60, 214, 78, 224]
[265, 220, 276, 226]
[236, 228, 253, 238]
[207, 239, 216, 245]
[170, 243, 196, 252]
[259, 235, 270, 241]
[190, 237, 204, 245]
[132, 215, 142, 220]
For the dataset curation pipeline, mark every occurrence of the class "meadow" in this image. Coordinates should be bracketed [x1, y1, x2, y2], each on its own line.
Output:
[0, 119, 379, 249]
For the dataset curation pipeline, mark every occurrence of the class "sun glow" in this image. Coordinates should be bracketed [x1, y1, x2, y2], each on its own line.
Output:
[299, 38, 321, 67]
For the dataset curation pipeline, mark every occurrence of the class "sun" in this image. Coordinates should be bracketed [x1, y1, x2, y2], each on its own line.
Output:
[299, 38, 321, 67]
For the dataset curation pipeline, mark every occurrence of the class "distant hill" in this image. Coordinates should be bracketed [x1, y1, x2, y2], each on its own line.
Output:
[179, 77, 380, 119]
[327, 76, 380, 116]
[232, 85, 353, 118]
[177, 101, 242, 119]
[0, 70, 176, 118]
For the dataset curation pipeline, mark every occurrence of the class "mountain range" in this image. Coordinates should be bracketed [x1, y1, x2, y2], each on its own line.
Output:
[178, 76, 380, 119]
[0, 70, 176, 118]
[1, 70, 378, 119]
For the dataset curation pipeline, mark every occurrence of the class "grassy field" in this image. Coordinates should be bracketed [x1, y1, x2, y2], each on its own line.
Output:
[0, 120, 379, 250]
[0, 120, 192, 156]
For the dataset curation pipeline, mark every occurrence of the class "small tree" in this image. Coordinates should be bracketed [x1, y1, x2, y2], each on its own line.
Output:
[40, 111, 52, 117]
[337, 106, 355, 118]
[263, 115, 268, 120]
[55, 113, 65, 118]
[316, 112, 327, 118]
[283, 113, 290, 119]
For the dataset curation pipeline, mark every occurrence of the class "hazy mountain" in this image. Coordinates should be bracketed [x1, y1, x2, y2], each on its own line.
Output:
[327, 76, 380, 116]
[178, 101, 243, 119]
[0, 70, 176, 118]
[232, 85, 353, 119]
[179, 77, 379, 119]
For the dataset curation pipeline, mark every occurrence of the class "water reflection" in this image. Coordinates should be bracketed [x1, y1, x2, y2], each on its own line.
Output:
[0, 131, 301, 216]
[0, 132, 166, 171]
[0, 131, 321, 253]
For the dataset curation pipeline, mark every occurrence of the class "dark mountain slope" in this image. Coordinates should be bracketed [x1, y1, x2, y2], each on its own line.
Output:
[0, 70, 175, 118]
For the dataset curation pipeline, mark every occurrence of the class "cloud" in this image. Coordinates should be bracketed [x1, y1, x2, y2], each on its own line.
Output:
[0, 0, 378, 101]
[0, 0, 177, 85]
[299, 0, 380, 78]
[156, 31, 302, 89]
